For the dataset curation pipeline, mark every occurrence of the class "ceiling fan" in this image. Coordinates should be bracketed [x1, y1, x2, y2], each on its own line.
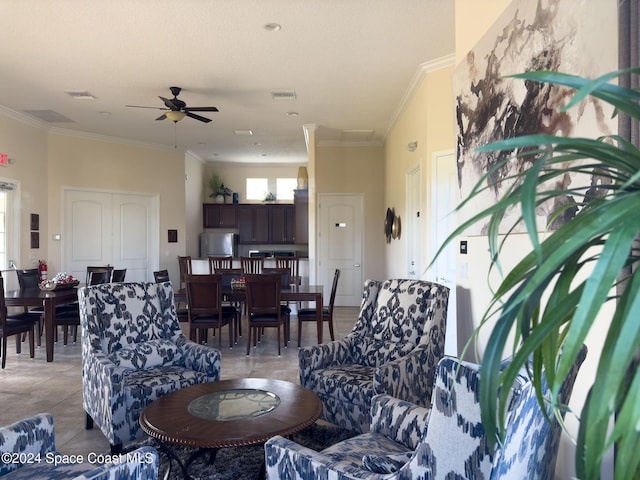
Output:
[126, 86, 219, 123]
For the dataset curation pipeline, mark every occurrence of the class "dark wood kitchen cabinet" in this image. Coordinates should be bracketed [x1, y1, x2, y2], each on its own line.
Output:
[270, 204, 295, 244]
[203, 204, 237, 228]
[237, 205, 270, 244]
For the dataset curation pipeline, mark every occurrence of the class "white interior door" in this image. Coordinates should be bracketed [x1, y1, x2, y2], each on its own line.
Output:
[430, 150, 458, 357]
[318, 194, 364, 306]
[64, 189, 159, 282]
[406, 166, 421, 279]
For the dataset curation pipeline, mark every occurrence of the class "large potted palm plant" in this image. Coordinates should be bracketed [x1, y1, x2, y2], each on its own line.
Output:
[441, 69, 640, 480]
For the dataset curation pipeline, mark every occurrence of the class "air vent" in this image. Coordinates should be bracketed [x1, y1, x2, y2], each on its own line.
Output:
[64, 90, 95, 100]
[271, 91, 296, 100]
[23, 110, 74, 123]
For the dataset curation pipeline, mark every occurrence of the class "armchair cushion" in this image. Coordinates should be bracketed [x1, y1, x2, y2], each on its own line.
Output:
[109, 339, 183, 370]
[361, 451, 413, 473]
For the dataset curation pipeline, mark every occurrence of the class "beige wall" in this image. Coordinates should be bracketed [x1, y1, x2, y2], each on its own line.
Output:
[316, 144, 386, 282]
[384, 63, 456, 278]
[0, 114, 49, 288]
[46, 133, 186, 283]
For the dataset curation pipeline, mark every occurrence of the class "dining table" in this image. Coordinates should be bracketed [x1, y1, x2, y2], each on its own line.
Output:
[4, 286, 80, 362]
[175, 283, 326, 344]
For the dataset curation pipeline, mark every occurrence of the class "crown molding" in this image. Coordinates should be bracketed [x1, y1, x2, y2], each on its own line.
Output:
[383, 53, 456, 139]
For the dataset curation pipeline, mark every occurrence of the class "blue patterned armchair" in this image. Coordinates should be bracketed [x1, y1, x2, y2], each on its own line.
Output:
[79, 282, 222, 453]
[0, 413, 158, 479]
[299, 279, 449, 433]
[266, 348, 587, 479]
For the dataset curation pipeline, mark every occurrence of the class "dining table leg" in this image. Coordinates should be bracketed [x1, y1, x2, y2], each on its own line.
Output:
[44, 298, 55, 362]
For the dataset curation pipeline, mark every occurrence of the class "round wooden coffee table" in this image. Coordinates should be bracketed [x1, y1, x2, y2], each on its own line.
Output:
[140, 378, 322, 477]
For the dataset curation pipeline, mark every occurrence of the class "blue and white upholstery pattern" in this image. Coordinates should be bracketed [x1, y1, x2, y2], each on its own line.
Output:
[266, 351, 586, 480]
[79, 282, 221, 449]
[0, 413, 158, 479]
[299, 279, 449, 433]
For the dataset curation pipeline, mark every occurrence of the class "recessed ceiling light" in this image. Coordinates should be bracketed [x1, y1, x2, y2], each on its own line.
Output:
[286, 111, 299, 117]
[99, 111, 111, 116]
[271, 91, 296, 100]
[264, 23, 281, 32]
[234, 129, 254, 135]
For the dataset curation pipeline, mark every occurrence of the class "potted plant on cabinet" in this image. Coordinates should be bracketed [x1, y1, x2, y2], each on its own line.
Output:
[438, 69, 640, 480]
[209, 173, 232, 203]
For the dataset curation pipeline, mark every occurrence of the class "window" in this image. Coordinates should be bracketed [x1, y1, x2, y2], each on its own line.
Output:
[276, 178, 297, 201]
[246, 178, 268, 201]
[246, 177, 297, 201]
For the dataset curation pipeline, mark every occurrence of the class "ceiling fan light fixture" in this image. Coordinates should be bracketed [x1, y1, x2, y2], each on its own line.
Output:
[165, 111, 186, 122]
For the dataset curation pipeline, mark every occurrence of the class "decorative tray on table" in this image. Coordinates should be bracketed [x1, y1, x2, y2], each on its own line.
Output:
[39, 273, 79, 291]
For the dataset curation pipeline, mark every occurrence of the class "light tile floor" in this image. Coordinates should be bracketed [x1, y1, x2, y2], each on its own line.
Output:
[0, 306, 359, 455]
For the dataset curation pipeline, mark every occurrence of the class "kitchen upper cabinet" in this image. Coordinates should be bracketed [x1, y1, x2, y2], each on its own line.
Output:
[270, 204, 295, 244]
[294, 189, 309, 244]
[237, 205, 270, 244]
[203, 204, 237, 228]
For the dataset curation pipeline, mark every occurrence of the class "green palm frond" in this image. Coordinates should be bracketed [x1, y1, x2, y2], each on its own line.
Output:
[436, 68, 640, 480]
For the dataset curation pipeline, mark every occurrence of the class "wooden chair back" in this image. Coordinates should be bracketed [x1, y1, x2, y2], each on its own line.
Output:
[16, 269, 40, 289]
[208, 256, 233, 272]
[153, 270, 170, 283]
[244, 273, 281, 317]
[177, 256, 192, 288]
[86, 266, 114, 286]
[185, 274, 223, 318]
[111, 269, 127, 282]
[241, 256, 264, 274]
[275, 256, 300, 285]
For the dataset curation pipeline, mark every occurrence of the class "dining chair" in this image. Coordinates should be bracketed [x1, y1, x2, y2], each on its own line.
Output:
[216, 268, 244, 339]
[56, 266, 113, 345]
[15, 268, 45, 345]
[244, 273, 287, 356]
[111, 268, 127, 282]
[241, 256, 264, 274]
[262, 267, 293, 341]
[153, 269, 188, 323]
[208, 255, 233, 272]
[85, 266, 114, 286]
[0, 275, 37, 369]
[275, 256, 300, 285]
[185, 274, 237, 348]
[153, 269, 170, 283]
[298, 268, 340, 347]
[177, 255, 192, 289]
[275, 256, 302, 311]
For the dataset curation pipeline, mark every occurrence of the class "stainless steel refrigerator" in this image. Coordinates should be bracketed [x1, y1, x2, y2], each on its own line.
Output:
[199, 232, 237, 257]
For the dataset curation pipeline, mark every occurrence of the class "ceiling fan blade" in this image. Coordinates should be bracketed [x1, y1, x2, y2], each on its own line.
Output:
[185, 106, 219, 112]
[159, 96, 180, 110]
[126, 104, 167, 110]
[155, 114, 167, 121]
[186, 111, 212, 123]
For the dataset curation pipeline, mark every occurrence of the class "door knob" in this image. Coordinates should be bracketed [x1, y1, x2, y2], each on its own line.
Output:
[353, 264, 361, 267]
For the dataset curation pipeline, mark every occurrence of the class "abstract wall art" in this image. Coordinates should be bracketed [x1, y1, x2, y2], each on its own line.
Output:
[453, 0, 617, 235]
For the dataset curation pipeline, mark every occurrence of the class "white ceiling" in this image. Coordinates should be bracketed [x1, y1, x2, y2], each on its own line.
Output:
[0, 0, 455, 164]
